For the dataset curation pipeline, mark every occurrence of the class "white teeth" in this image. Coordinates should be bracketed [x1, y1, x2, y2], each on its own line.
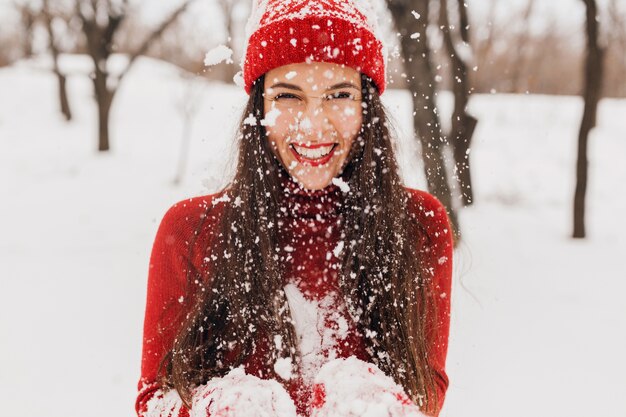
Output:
[292, 144, 335, 159]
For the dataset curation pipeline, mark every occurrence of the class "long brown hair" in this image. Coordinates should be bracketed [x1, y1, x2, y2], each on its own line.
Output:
[158, 74, 441, 415]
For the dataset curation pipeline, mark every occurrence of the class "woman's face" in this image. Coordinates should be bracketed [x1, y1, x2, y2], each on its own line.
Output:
[263, 62, 363, 190]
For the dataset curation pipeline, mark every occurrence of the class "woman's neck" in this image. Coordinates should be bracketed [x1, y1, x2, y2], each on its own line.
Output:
[276, 165, 344, 219]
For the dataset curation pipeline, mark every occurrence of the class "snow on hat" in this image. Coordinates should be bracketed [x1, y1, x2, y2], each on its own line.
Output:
[242, 0, 387, 94]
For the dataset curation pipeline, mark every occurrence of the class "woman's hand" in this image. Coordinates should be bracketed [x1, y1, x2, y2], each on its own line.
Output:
[190, 367, 299, 417]
[310, 357, 426, 417]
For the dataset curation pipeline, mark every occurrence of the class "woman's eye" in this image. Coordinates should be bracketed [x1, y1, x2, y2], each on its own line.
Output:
[274, 93, 301, 101]
[327, 91, 355, 100]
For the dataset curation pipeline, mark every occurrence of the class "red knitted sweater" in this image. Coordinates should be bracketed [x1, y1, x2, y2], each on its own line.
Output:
[136, 176, 453, 417]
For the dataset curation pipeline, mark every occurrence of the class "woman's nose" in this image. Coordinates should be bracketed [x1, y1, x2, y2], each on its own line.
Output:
[302, 100, 333, 137]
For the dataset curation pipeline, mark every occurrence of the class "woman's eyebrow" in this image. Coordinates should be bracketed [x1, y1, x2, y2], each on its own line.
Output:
[268, 81, 360, 91]
[269, 82, 303, 91]
[326, 82, 359, 90]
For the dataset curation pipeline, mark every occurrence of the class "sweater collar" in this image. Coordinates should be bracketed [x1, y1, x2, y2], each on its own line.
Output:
[277, 166, 344, 220]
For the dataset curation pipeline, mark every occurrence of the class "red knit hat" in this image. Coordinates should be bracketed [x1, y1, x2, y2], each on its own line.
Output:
[242, 0, 386, 94]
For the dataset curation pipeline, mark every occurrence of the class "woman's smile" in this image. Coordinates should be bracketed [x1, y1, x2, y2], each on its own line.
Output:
[289, 142, 338, 166]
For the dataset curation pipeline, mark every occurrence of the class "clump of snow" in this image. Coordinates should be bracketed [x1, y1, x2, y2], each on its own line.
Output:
[298, 117, 313, 131]
[310, 357, 425, 417]
[261, 107, 282, 127]
[333, 240, 344, 257]
[145, 389, 185, 417]
[204, 45, 234, 67]
[411, 10, 421, 20]
[274, 357, 294, 380]
[191, 367, 298, 417]
[285, 71, 298, 80]
[233, 70, 245, 88]
[212, 192, 231, 205]
[243, 113, 258, 126]
[331, 177, 350, 193]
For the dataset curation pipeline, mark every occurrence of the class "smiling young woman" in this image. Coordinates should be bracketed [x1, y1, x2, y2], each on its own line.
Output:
[136, 1, 453, 417]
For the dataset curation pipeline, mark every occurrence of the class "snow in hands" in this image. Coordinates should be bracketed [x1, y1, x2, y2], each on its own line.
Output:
[311, 357, 427, 417]
[191, 367, 298, 417]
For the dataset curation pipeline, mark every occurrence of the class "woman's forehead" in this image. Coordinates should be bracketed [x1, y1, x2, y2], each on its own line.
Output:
[265, 62, 361, 89]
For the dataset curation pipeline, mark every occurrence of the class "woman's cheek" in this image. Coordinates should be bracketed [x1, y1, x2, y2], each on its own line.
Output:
[279, 115, 299, 140]
[340, 115, 362, 139]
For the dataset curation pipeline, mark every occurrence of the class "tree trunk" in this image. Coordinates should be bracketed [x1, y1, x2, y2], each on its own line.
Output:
[457, 0, 470, 44]
[93, 70, 114, 152]
[43, 0, 72, 121]
[57, 73, 72, 121]
[97, 93, 113, 152]
[574, 0, 604, 238]
[439, 0, 477, 206]
[387, 0, 460, 240]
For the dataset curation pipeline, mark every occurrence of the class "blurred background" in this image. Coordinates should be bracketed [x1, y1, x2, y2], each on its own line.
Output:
[0, 0, 625, 417]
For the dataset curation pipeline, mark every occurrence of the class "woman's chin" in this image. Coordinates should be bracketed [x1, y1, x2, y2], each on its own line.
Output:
[291, 169, 335, 191]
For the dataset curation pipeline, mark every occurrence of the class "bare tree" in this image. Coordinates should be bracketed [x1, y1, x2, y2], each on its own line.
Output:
[386, 0, 460, 240]
[573, 0, 604, 238]
[42, 0, 72, 121]
[438, 0, 477, 206]
[75, 0, 194, 151]
[509, 0, 535, 93]
[15, 1, 37, 58]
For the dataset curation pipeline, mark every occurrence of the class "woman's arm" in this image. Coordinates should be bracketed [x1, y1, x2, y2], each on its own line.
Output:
[408, 189, 454, 415]
[136, 197, 215, 417]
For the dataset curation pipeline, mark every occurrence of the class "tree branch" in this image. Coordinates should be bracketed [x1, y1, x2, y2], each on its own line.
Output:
[118, 0, 195, 81]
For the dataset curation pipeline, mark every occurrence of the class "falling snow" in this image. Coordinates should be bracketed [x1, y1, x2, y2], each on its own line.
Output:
[261, 107, 282, 126]
[331, 177, 350, 193]
[203, 45, 234, 67]
[243, 113, 258, 126]
[4, 54, 626, 417]
[274, 357, 294, 381]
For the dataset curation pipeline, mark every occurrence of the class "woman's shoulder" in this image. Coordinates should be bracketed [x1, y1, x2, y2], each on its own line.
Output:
[402, 186, 454, 245]
[402, 187, 449, 225]
[156, 189, 230, 238]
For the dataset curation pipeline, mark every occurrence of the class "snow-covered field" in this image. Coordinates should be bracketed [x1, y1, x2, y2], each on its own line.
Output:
[1, 56, 625, 417]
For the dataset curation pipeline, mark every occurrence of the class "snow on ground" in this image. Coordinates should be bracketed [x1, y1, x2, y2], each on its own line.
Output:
[1, 55, 625, 417]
